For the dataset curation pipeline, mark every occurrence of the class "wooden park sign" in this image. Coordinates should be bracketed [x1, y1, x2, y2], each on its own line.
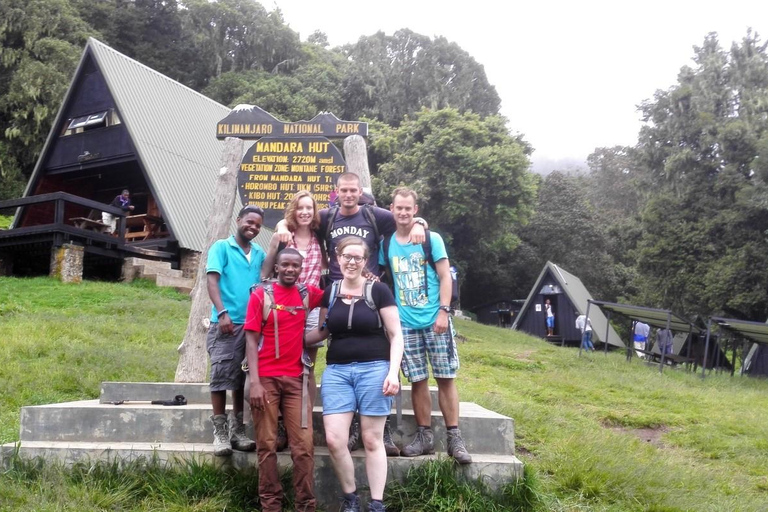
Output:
[216, 105, 367, 139]
[216, 105, 368, 228]
[238, 136, 346, 227]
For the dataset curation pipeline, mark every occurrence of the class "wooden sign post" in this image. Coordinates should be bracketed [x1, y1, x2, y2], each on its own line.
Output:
[175, 137, 244, 383]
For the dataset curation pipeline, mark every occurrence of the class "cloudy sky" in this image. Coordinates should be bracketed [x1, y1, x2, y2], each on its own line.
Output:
[268, 0, 768, 169]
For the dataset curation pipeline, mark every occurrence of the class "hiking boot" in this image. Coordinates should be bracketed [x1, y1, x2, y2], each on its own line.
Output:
[276, 417, 288, 452]
[339, 493, 361, 512]
[383, 418, 400, 456]
[447, 429, 472, 464]
[401, 426, 434, 457]
[368, 500, 386, 512]
[210, 414, 232, 456]
[228, 411, 256, 452]
[347, 416, 361, 452]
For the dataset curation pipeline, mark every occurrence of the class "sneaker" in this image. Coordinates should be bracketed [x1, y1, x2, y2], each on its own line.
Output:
[447, 428, 472, 464]
[383, 418, 400, 456]
[228, 411, 256, 452]
[276, 417, 288, 452]
[368, 500, 386, 512]
[401, 426, 434, 457]
[347, 415, 361, 452]
[211, 414, 232, 456]
[339, 493, 361, 512]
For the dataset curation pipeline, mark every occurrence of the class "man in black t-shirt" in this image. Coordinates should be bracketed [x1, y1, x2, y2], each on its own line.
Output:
[278, 172, 427, 280]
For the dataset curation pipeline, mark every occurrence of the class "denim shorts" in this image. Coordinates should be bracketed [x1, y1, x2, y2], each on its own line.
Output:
[546, 316, 554, 328]
[320, 360, 393, 416]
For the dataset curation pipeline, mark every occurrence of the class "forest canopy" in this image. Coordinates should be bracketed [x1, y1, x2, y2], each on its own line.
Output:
[1, 0, 767, 321]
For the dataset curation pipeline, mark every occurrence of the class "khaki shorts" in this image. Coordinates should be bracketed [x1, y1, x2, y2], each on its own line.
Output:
[206, 323, 246, 392]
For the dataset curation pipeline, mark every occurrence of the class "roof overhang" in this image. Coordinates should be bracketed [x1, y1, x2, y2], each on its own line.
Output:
[589, 300, 701, 333]
[709, 317, 768, 344]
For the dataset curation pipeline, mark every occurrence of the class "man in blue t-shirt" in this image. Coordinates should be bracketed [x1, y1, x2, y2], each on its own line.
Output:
[379, 187, 471, 464]
[206, 205, 266, 456]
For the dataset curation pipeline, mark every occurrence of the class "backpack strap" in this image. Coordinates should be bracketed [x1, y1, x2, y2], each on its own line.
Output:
[382, 234, 394, 288]
[324, 206, 340, 255]
[323, 280, 342, 330]
[361, 204, 380, 245]
[422, 229, 434, 300]
[323, 280, 382, 330]
[263, 282, 309, 360]
[363, 279, 381, 328]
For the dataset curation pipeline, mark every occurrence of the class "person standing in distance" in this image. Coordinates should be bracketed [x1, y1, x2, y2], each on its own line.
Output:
[103, 189, 134, 234]
[206, 205, 265, 456]
[379, 187, 471, 464]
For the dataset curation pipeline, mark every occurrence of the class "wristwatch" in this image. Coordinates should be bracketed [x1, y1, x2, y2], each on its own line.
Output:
[414, 219, 426, 226]
[439, 305, 451, 313]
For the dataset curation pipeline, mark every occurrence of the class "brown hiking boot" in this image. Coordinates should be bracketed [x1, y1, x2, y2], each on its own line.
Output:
[276, 417, 288, 451]
[401, 426, 434, 457]
[228, 411, 256, 452]
[383, 417, 400, 456]
[447, 428, 472, 464]
[347, 415, 361, 451]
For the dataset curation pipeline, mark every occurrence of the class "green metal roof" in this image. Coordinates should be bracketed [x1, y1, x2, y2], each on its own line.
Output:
[19, 38, 270, 251]
[87, 38, 271, 251]
[512, 261, 625, 347]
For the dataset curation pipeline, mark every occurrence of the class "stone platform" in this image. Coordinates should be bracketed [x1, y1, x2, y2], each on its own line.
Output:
[1, 382, 523, 509]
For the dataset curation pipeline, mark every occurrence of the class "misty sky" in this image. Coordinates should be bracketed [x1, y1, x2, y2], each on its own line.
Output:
[269, 0, 768, 169]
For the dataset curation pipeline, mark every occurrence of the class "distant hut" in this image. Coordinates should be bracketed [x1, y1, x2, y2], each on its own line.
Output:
[470, 299, 524, 328]
[511, 262, 624, 347]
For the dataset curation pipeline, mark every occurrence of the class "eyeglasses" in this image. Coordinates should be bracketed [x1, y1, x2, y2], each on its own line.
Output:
[339, 253, 365, 264]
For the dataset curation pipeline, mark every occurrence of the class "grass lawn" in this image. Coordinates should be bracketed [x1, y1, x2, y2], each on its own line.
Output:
[2, 276, 768, 511]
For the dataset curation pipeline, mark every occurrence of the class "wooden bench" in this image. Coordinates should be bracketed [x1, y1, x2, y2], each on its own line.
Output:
[124, 214, 163, 241]
[70, 217, 109, 233]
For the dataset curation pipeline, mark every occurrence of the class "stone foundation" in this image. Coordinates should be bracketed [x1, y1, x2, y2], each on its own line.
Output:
[180, 249, 201, 279]
[49, 244, 84, 283]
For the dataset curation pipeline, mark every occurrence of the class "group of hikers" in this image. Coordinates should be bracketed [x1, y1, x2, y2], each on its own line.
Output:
[205, 172, 470, 512]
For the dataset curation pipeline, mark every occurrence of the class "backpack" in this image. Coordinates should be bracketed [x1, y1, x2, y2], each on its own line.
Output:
[323, 279, 381, 330]
[250, 280, 310, 359]
[382, 230, 459, 308]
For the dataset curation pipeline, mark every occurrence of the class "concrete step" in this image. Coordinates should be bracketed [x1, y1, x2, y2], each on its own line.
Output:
[121, 257, 173, 283]
[99, 382, 443, 411]
[138, 265, 183, 281]
[124, 257, 172, 270]
[155, 274, 195, 291]
[1, 441, 523, 509]
[19, 400, 514, 455]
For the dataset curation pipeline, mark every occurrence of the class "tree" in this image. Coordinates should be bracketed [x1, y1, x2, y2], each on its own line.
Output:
[203, 40, 347, 120]
[633, 31, 768, 319]
[340, 30, 501, 125]
[370, 109, 536, 307]
[0, 0, 93, 185]
[513, 171, 628, 303]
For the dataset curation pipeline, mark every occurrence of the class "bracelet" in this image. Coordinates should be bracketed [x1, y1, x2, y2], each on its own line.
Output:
[217, 308, 229, 318]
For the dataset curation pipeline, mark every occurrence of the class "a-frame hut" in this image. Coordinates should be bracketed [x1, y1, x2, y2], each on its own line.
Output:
[0, 38, 268, 278]
[511, 262, 624, 347]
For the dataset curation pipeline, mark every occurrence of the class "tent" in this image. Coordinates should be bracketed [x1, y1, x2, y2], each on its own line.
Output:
[511, 262, 624, 347]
